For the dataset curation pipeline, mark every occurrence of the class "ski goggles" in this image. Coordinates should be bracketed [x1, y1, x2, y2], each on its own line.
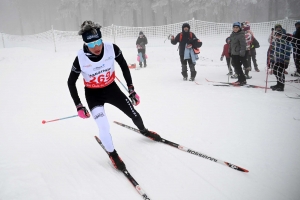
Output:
[86, 39, 102, 48]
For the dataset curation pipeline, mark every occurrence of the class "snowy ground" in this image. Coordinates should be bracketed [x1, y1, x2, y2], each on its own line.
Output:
[0, 35, 300, 200]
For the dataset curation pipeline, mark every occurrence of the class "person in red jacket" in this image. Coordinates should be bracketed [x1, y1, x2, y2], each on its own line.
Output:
[221, 37, 233, 75]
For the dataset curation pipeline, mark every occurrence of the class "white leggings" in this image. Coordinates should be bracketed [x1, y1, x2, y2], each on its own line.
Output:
[91, 106, 114, 152]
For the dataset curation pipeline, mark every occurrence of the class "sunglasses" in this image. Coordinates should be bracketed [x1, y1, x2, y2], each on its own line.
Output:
[86, 39, 102, 48]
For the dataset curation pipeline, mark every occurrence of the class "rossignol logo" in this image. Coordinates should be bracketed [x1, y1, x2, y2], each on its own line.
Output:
[187, 149, 217, 162]
[87, 34, 99, 40]
[94, 112, 104, 119]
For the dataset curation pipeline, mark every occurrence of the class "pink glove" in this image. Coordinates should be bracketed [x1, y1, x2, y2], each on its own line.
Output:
[128, 85, 140, 106]
[76, 104, 90, 119]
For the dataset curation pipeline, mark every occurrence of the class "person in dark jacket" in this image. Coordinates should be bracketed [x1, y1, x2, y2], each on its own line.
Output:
[229, 22, 247, 85]
[136, 31, 148, 67]
[67, 21, 161, 171]
[269, 29, 292, 91]
[292, 21, 300, 76]
[170, 23, 202, 81]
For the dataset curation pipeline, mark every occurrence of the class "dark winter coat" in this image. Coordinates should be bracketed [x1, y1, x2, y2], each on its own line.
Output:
[270, 37, 291, 67]
[229, 30, 246, 57]
[171, 27, 202, 56]
[136, 35, 148, 50]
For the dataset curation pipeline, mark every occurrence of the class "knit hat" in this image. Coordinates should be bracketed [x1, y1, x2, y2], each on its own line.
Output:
[226, 37, 230, 43]
[295, 21, 300, 26]
[78, 20, 102, 43]
[139, 31, 144, 35]
[233, 22, 241, 28]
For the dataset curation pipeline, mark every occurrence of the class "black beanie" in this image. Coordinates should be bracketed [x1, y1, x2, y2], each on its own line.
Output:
[78, 21, 102, 43]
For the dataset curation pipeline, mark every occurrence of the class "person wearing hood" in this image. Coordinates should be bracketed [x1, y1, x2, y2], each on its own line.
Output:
[67, 21, 162, 171]
[136, 31, 148, 68]
[229, 22, 247, 86]
[170, 23, 202, 81]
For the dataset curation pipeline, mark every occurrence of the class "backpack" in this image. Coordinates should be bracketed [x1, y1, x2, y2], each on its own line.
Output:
[179, 32, 201, 54]
[252, 37, 260, 48]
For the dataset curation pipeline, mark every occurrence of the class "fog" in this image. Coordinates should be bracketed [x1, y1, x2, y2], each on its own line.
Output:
[1, 0, 300, 35]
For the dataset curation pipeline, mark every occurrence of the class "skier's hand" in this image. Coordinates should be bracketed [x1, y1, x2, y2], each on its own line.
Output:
[76, 103, 90, 119]
[220, 56, 224, 61]
[128, 85, 140, 106]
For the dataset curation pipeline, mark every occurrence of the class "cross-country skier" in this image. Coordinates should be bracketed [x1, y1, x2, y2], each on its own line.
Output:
[67, 21, 161, 171]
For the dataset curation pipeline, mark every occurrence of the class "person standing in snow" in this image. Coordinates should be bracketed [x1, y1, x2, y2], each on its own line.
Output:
[67, 21, 161, 171]
[170, 23, 202, 81]
[292, 21, 300, 77]
[221, 37, 233, 75]
[136, 31, 148, 68]
[229, 22, 247, 85]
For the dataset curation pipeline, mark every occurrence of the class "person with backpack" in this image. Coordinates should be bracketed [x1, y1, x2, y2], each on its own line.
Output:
[136, 31, 148, 68]
[170, 23, 202, 81]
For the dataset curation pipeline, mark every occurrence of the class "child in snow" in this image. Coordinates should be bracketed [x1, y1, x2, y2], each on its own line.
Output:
[221, 37, 233, 75]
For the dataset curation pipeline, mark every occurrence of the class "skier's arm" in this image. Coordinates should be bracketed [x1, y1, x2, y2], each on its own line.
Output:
[67, 57, 82, 106]
[113, 44, 133, 86]
[144, 37, 148, 45]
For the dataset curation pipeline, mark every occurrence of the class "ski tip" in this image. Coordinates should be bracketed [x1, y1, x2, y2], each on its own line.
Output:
[225, 162, 249, 173]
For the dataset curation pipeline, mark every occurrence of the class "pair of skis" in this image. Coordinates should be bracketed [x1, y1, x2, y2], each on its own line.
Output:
[95, 121, 249, 199]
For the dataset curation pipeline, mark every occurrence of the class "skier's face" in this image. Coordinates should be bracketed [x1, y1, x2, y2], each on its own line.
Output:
[88, 43, 103, 55]
[183, 27, 189, 32]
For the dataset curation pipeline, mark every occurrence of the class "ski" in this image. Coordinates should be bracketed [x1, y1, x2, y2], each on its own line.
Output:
[94, 136, 151, 200]
[206, 78, 269, 89]
[268, 79, 300, 83]
[113, 121, 249, 173]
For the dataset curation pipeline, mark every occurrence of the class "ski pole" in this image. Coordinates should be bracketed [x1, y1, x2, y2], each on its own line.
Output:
[42, 115, 78, 124]
[115, 76, 128, 91]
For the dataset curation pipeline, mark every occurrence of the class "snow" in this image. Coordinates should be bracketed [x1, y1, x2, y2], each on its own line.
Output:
[0, 35, 300, 200]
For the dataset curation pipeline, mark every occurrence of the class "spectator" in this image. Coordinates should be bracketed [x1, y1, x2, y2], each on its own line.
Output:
[269, 29, 292, 91]
[229, 22, 247, 85]
[170, 23, 202, 81]
[221, 37, 233, 75]
[292, 21, 300, 77]
[136, 31, 148, 68]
